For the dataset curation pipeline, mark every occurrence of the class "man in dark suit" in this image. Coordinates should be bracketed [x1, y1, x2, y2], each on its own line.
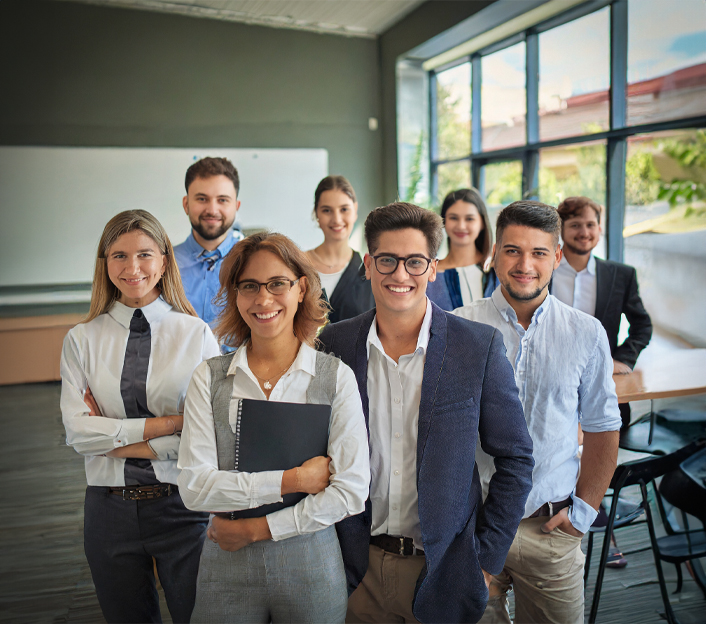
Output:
[553, 196, 652, 427]
[319, 202, 534, 624]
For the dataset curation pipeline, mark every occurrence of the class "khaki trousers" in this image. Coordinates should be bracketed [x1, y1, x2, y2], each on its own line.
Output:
[478, 517, 585, 624]
[346, 544, 426, 624]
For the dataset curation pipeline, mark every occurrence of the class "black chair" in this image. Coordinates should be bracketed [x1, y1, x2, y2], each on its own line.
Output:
[588, 440, 706, 624]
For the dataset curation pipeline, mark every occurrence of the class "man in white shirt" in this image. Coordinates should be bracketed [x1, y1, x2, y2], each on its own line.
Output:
[455, 200, 621, 624]
[319, 202, 534, 623]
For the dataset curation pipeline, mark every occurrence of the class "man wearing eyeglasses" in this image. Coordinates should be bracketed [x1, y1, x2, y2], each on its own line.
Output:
[318, 202, 534, 624]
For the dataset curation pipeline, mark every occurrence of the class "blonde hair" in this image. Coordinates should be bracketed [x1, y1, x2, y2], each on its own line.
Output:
[215, 232, 328, 348]
[83, 210, 196, 323]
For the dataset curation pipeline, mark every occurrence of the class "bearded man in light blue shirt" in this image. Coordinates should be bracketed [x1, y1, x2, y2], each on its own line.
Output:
[454, 200, 621, 624]
[174, 157, 244, 334]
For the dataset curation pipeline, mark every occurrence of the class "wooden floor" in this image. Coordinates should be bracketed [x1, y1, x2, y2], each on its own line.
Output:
[0, 382, 704, 623]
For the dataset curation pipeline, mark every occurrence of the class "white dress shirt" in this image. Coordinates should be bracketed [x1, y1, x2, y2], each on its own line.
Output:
[60, 297, 221, 486]
[366, 298, 432, 550]
[458, 264, 486, 305]
[177, 342, 370, 542]
[552, 253, 597, 316]
[454, 289, 621, 534]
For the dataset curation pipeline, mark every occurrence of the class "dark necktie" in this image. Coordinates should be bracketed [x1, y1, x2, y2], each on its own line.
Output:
[120, 309, 159, 485]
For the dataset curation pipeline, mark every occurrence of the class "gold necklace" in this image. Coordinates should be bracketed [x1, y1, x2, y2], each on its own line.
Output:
[311, 248, 350, 271]
[248, 346, 299, 390]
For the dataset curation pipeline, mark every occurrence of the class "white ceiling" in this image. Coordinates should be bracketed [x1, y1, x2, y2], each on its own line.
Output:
[54, 0, 427, 37]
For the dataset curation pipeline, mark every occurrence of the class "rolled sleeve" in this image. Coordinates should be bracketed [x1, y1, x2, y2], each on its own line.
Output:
[147, 434, 181, 461]
[578, 323, 621, 433]
[569, 492, 599, 534]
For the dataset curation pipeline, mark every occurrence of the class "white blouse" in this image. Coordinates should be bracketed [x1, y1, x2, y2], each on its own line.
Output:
[177, 342, 370, 542]
[60, 297, 220, 486]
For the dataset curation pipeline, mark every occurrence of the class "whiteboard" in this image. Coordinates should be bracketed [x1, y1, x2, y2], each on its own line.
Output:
[0, 146, 328, 287]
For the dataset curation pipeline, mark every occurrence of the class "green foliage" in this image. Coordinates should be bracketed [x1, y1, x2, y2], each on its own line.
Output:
[437, 161, 471, 206]
[486, 162, 523, 206]
[404, 132, 425, 204]
[436, 82, 471, 160]
[661, 129, 706, 171]
[625, 150, 660, 206]
[538, 143, 606, 206]
[658, 129, 706, 215]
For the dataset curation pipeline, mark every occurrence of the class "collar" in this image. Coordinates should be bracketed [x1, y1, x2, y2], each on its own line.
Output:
[227, 341, 316, 378]
[108, 296, 172, 329]
[366, 297, 432, 360]
[558, 253, 596, 276]
[183, 229, 243, 260]
[491, 287, 552, 328]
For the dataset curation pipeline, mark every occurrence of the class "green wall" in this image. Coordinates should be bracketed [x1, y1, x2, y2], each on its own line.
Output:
[0, 0, 382, 213]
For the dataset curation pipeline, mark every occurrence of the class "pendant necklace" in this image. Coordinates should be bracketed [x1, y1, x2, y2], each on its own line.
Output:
[249, 347, 299, 390]
[311, 248, 350, 272]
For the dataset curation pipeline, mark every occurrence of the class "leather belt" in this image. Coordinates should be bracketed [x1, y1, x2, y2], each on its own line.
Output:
[370, 534, 424, 556]
[108, 484, 176, 501]
[529, 496, 572, 518]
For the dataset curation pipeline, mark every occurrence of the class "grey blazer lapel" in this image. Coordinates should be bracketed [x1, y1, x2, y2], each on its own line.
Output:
[417, 303, 448, 474]
[354, 310, 376, 427]
[594, 257, 615, 323]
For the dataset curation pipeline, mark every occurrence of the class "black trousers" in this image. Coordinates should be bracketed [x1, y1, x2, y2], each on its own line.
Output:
[84, 486, 208, 623]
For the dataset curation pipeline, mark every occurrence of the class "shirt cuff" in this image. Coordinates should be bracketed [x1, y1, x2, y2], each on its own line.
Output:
[115, 419, 146, 447]
[147, 434, 180, 461]
[569, 491, 598, 534]
[266, 506, 299, 541]
[251, 470, 285, 507]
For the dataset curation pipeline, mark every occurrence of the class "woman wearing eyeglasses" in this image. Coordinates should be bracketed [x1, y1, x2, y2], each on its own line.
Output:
[305, 175, 374, 323]
[427, 188, 497, 310]
[177, 232, 370, 624]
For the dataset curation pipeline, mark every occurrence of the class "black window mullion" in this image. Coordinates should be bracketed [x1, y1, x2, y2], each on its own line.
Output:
[471, 54, 482, 155]
[525, 31, 540, 199]
[429, 70, 439, 205]
[607, 0, 628, 261]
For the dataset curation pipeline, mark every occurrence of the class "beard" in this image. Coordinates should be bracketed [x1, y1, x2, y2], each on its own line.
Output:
[191, 214, 234, 241]
[502, 273, 553, 302]
[563, 240, 593, 255]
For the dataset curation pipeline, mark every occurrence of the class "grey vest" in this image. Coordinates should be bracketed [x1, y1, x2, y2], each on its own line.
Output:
[207, 348, 340, 471]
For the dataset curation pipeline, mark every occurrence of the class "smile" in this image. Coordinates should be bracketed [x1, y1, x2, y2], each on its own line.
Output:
[387, 285, 412, 293]
[122, 277, 147, 285]
[254, 310, 281, 320]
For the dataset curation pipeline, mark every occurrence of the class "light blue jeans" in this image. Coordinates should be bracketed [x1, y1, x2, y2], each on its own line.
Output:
[191, 524, 347, 624]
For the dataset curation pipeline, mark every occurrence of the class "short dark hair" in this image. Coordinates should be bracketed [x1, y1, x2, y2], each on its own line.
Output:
[364, 202, 444, 257]
[440, 188, 493, 260]
[557, 196, 602, 223]
[496, 200, 561, 247]
[313, 175, 357, 217]
[185, 157, 240, 195]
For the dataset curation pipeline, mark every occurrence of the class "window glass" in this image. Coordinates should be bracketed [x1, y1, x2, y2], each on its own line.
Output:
[481, 43, 526, 151]
[539, 8, 609, 141]
[624, 129, 706, 344]
[436, 160, 471, 206]
[484, 160, 523, 230]
[540, 141, 607, 258]
[627, 0, 706, 126]
[436, 62, 471, 160]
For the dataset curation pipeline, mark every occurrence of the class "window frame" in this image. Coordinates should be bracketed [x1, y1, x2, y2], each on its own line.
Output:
[428, 0, 706, 261]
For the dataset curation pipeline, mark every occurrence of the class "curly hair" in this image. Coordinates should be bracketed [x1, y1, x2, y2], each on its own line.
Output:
[215, 232, 328, 348]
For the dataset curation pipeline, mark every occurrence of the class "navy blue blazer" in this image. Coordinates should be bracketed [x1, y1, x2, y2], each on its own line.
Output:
[319, 302, 534, 624]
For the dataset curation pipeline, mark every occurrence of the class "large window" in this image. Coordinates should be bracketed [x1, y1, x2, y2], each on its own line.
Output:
[418, 0, 706, 344]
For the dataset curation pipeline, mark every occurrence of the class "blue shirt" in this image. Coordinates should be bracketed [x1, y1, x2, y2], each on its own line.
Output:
[454, 288, 621, 534]
[174, 230, 244, 331]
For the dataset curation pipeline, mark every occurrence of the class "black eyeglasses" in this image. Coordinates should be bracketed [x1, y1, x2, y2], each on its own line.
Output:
[371, 254, 433, 276]
[235, 278, 300, 297]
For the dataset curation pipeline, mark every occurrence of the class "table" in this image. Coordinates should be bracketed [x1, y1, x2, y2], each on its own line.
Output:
[613, 349, 706, 453]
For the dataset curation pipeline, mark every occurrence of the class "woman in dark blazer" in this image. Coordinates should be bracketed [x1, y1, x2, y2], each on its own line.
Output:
[427, 188, 497, 310]
[305, 175, 374, 323]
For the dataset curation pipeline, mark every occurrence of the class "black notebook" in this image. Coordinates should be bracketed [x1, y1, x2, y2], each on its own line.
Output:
[227, 398, 331, 519]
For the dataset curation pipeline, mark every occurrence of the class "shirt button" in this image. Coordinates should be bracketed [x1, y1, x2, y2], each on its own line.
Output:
[394, 397, 401, 404]
[394, 470, 400, 476]
[392, 505, 398, 511]
[395, 432, 401, 438]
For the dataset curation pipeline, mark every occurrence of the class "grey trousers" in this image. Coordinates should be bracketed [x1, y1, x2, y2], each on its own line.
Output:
[191, 524, 348, 624]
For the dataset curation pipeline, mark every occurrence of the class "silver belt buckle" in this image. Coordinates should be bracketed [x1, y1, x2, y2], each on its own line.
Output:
[548, 501, 554, 517]
[399, 537, 405, 555]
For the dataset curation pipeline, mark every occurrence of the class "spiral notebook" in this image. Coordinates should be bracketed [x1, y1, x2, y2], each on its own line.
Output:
[226, 398, 331, 519]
